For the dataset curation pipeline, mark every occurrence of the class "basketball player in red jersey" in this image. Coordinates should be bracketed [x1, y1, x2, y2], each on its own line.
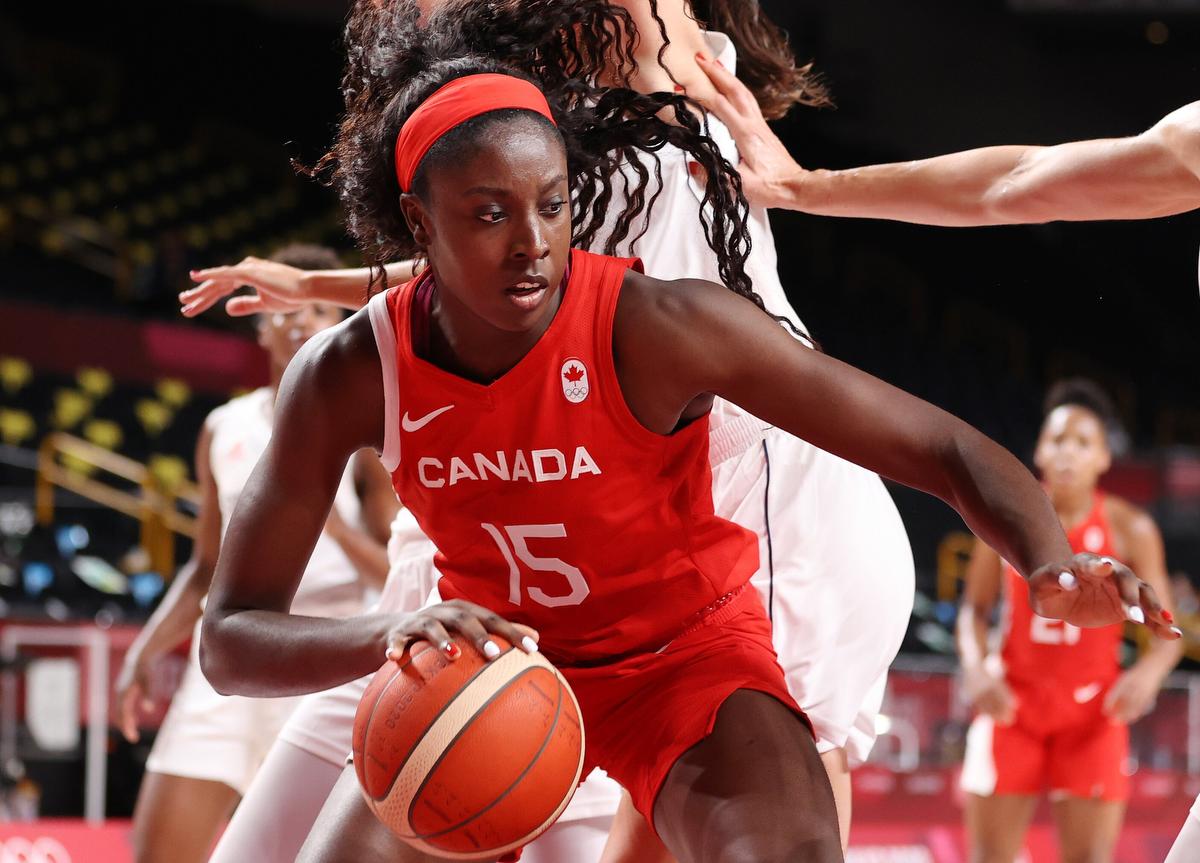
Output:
[958, 379, 1182, 863]
[198, 62, 1174, 862]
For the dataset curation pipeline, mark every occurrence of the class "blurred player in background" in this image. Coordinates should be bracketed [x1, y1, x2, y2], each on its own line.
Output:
[113, 245, 397, 863]
[957, 379, 1183, 863]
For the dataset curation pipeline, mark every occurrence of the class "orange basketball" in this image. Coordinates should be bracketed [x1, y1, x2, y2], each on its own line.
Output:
[352, 635, 585, 860]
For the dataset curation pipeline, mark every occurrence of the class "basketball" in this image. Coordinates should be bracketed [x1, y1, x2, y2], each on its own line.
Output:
[352, 636, 585, 860]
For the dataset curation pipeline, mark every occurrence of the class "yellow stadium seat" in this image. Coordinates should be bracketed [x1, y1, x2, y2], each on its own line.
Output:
[76, 367, 113, 399]
[0, 409, 35, 446]
[0, 357, 32, 395]
[82, 418, 122, 451]
[135, 399, 174, 437]
[148, 454, 189, 492]
[156, 379, 191, 409]
[51, 389, 92, 430]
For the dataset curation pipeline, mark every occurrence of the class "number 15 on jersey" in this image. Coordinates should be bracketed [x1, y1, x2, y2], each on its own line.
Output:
[482, 523, 591, 608]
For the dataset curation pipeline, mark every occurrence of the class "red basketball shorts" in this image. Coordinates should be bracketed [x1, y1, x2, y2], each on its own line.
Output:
[559, 584, 811, 822]
[961, 676, 1129, 802]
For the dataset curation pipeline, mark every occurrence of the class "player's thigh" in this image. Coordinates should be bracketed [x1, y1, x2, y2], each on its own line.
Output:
[1052, 797, 1124, 863]
[964, 793, 1037, 863]
[653, 689, 842, 863]
[296, 763, 488, 863]
[131, 771, 239, 863]
[209, 740, 344, 863]
[598, 790, 675, 863]
[521, 814, 614, 863]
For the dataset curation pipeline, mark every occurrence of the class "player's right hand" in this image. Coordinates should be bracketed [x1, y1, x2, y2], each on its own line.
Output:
[963, 664, 1016, 725]
[114, 653, 156, 744]
[1028, 553, 1180, 639]
[384, 600, 540, 664]
[180, 257, 310, 318]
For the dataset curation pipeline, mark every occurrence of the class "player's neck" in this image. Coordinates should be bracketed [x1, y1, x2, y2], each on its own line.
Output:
[1049, 485, 1096, 530]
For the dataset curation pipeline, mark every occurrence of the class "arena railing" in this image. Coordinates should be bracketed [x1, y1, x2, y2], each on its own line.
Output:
[34, 432, 199, 576]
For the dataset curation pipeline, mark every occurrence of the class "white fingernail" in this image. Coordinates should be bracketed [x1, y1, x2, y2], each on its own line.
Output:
[483, 640, 501, 659]
[1058, 572, 1077, 590]
[1127, 606, 1145, 624]
[522, 636, 539, 654]
[1101, 556, 1116, 568]
[1172, 626, 1183, 637]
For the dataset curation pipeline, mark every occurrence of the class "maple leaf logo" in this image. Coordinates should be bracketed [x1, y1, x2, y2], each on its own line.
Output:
[563, 364, 585, 383]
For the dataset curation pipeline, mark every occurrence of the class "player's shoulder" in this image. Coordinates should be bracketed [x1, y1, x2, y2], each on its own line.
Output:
[1102, 493, 1159, 542]
[617, 268, 745, 325]
[290, 307, 379, 386]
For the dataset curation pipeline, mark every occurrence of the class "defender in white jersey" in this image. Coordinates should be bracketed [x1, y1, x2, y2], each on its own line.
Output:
[114, 246, 396, 863]
[193, 24, 911, 863]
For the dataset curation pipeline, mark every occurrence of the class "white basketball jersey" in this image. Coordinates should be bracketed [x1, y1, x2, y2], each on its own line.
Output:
[585, 31, 807, 464]
[207, 387, 364, 617]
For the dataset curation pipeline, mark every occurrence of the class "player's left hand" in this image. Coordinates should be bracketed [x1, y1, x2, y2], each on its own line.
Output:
[1102, 667, 1162, 724]
[692, 52, 806, 210]
[1027, 553, 1180, 638]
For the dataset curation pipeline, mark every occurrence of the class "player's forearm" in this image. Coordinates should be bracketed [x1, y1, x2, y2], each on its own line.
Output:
[301, 261, 416, 310]
[788, 147, 1034, 226]
[200, 608, 394, 696]
[955, 608, 991, 672]
[1133, 636, 1185, 685]
[936, 430, 1072, 580]
[326, 522, 391, 589]
[798, 134, 1200, 225]
[126, 559, 211, 662]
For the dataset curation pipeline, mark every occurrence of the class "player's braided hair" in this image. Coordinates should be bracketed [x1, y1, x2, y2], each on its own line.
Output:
[316, 0, 796, 330]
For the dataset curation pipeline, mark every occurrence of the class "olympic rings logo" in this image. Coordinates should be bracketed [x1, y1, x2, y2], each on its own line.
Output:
[0, 837, 72, 863]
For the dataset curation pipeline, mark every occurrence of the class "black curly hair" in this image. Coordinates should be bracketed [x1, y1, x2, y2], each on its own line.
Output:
[321, 12, 783, 327]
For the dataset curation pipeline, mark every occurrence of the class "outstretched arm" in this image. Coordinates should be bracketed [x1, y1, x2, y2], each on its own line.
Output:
[695, 54, 1200, 225]
[618, 271, 1177, 636]
[179, 258, 415, 318]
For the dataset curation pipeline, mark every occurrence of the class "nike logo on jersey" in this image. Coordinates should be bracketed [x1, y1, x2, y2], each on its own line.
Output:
[417, 446, 602, 488]
[402, 404, 455, 432]
[1073, 682, 1102, 704]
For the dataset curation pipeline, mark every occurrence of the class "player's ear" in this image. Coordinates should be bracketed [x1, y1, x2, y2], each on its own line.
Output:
[400, 194, 431, 247]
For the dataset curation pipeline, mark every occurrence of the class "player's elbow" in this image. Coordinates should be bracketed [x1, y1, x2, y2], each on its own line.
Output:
[980, 168, 1054, 225]
[198, 612, 239, 695]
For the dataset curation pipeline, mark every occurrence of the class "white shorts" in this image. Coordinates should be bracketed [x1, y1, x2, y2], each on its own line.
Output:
[145, 638, 303, 796]
[710, 423, 914, 765]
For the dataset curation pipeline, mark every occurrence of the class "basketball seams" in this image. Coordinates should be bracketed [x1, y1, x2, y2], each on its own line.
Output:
[366, 642, 517, 801]
[373, 648, 535, 826]
[408, 665, 563, 841]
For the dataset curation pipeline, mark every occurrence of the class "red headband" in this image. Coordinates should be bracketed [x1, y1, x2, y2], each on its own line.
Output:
[394, 73, 557, 193]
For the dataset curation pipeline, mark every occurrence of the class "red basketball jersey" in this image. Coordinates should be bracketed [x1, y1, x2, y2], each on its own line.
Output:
[1000, 491, 1123, 689]
[377, 249, 759, 663]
